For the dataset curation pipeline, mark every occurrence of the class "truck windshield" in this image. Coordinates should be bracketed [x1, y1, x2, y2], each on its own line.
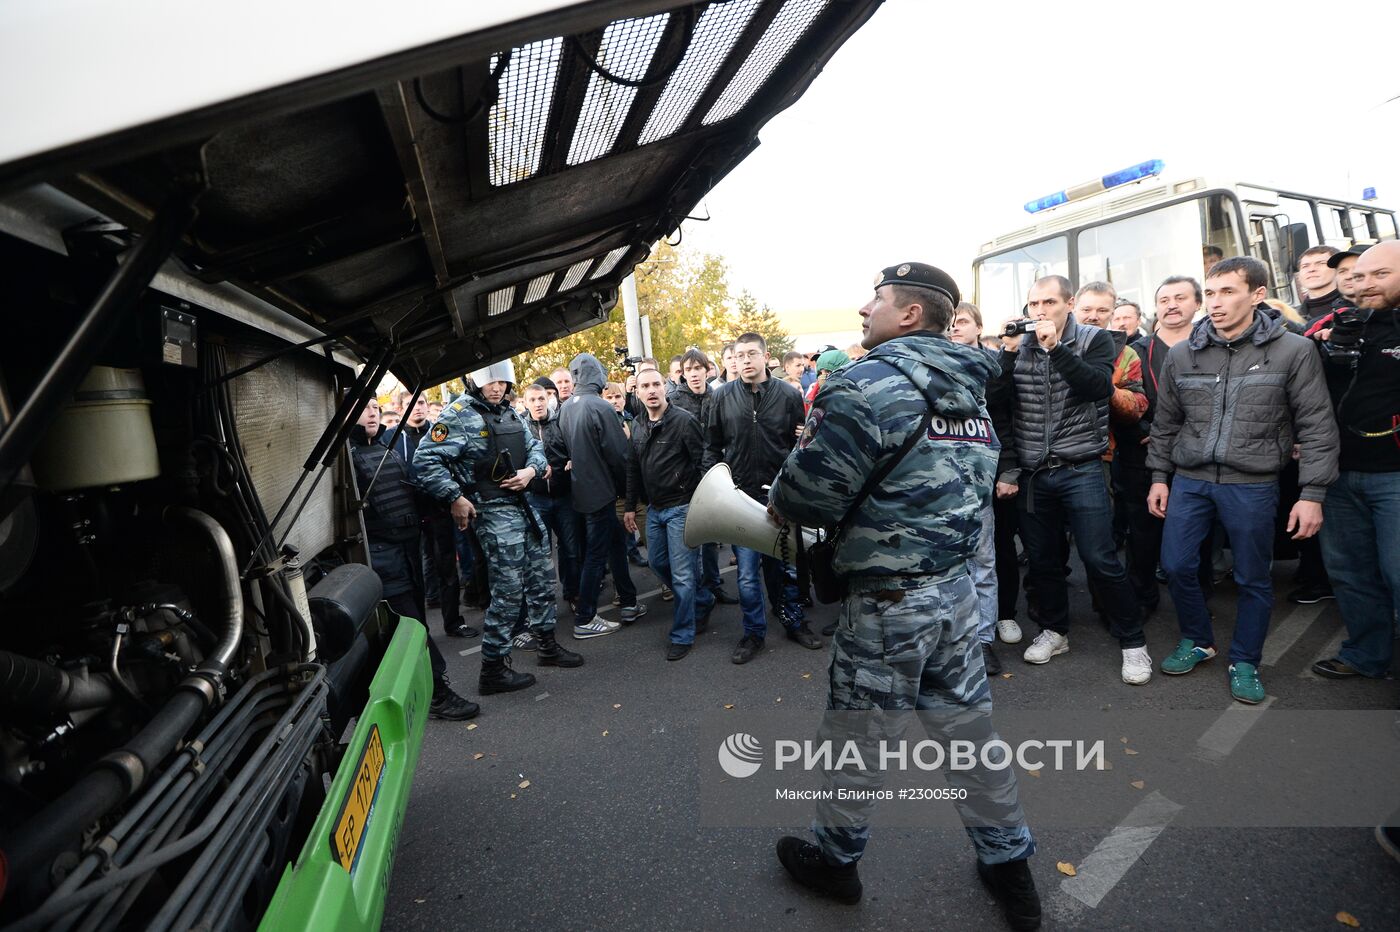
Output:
[976, 236, 1068, 329]
[1076, 193, 1241, 307]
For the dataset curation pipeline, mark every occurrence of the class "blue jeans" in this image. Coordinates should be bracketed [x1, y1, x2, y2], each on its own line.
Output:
[735, 546, 803, 639]
[1160, 477, 1278, 665]
[529, 492, 581, 599]
[968, 504, 997, 644]
[1320, 470, 1400, 677]
[1017, 461, 1144, 648]
[574, 503, 637, 625]
[646, 504, 713, 645]
[701, 543, 720, 592]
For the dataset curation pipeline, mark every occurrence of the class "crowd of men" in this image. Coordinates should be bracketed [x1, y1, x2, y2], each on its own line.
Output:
[348, 244, 1398, 928]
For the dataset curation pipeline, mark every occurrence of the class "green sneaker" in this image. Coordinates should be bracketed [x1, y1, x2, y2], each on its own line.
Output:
[1229, 663, 1266, 704]
[1160, 638, 1216, 675]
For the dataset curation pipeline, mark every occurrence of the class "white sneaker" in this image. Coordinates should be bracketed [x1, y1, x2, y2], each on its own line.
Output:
[1120, 647, 1152, 685]
[1022, 630, 1068, 664]
[573, 616, 620, 639]
[996, 618, 1023, 644]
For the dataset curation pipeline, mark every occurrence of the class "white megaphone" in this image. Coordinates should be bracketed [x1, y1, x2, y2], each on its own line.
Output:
[684, 463, 817, 559]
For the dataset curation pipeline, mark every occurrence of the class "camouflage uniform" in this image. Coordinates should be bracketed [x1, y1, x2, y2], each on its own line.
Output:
[414, 393, 555, 661]
[769, 330, 1035, 866]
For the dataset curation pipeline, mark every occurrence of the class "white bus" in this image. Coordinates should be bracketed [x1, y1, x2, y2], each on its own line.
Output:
[972, 161, 1398, 331]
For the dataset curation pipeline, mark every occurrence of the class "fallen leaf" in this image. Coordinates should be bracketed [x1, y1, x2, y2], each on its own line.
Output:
[1131, 780, 1145, 790]
[1101, 760, 1114, 770]
[1125, 748, 1139, 756]
[1335, 911, 1360, 928]
[518, 780, 531, 789]
[473, 753, 485, 761]
[602, 730, 609, 737]
[414, 898, 426, 904]
[1027, 769, 1041, 778]
[466, 723, 478, 731]
[1120, 737, 1129, 744]
[1056, 861, 1077, 877]
[801, 673, 812, 679]
[510, 793, 517, 799]
[776, 697, 782, 703]
[723, 704, 735, 710]
[612, 703, 622, 710]
[1001, 673, 1014, 679]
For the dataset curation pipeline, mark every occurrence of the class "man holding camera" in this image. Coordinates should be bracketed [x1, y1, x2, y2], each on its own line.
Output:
[1310, 240, 1400, 681]
[414, 363, 585, 698]
[1147, 257, 1338, 704]
[996, 276, 1151, 685]
[767, 263, 1039, 929]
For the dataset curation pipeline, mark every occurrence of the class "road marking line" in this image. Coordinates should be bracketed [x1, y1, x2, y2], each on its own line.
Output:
[1060, 791, 1183, 909]
[1260, 601, 1329, 667]
[596, 564, 737, 615]
[1298, 624, 1348, 678]
[458, 645, 482, 656]
[1194, 696, 1276, 762]
[535, 692, 550, 701]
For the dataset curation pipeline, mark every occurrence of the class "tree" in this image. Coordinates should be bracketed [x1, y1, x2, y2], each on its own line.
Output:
[731, 290, 793, 358]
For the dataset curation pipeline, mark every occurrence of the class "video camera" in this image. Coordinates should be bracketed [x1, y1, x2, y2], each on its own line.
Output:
[1322, 307, 1366, 363]
[1002, 318, 1037, 338]
[614, 346, 644, 371]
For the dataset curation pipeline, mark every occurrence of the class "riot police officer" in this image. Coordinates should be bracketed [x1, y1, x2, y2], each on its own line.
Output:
[349, 399, 478, 720]
[414, 362, 583, 695]
[767, 263, 1040, 930]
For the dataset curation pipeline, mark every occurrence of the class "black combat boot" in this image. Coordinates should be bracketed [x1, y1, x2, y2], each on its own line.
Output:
[977, 858, 1041, 930]
[775, 836, 861, 904]
[429, 678, 480, 720]
[536, 630, 583, 667]
[479, 656, 537, 695]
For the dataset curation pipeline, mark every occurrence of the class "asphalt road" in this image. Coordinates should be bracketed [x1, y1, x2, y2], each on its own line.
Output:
[384, 554, 1400, 931]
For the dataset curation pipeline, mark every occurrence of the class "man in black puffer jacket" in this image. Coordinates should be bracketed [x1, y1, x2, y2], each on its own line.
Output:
[995, 275, 1150, 686]
[1148, 257, 1338, 705]
[668, 347, 737, 606]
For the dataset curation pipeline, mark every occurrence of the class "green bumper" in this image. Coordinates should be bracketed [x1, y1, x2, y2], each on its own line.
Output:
[260, 616, 431, 931]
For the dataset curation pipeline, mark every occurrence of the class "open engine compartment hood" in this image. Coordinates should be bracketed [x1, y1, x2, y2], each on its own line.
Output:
[0, 0, 883, 386]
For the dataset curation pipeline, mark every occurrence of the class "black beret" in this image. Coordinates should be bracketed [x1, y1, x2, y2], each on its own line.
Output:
[874, 262, 960, 307]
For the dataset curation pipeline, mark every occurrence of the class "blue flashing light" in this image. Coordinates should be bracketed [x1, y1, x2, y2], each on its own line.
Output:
[1363, 186, 1377, 201]
[1101, 159, 1165, 189]
[1024, 191, 1068, 214]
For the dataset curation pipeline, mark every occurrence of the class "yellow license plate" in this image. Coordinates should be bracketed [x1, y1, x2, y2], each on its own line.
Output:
[330, 724, 386, 872]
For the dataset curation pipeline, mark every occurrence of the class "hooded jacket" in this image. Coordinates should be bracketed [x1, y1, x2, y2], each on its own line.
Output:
[705, 374, 807, 502]
[998, 314, 1116, 482]
[525, 408, 571, 498]
[1145, 309, 1339, 500]
[558, 353, 632, 513]
[770, 331, 999, 579]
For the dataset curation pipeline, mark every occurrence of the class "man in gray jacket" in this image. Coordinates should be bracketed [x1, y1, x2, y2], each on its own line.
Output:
[1147, 256, 1339, 704]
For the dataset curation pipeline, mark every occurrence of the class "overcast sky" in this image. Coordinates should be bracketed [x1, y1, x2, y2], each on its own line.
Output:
[680, 0, 1400, 325]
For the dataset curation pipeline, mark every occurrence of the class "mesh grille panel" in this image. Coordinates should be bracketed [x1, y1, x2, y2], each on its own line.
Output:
[486, 285, 517, 316]
[488, 38, 564, 186]
[590, 246, 630, 279]
[638, 0, 762, 145]
[524, 272, 555, 304]
[703, 0, 828, 126]
[567, 14, 670, 166]
[559, 258, 593, 290]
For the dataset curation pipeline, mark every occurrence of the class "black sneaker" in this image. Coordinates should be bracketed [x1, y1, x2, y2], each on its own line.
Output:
[983, 642, 1003, 677]
[666, 642, 691, 662]
[1312, 657, 1362, 678]
[1288, 584, 1335, 605]
[976, 858, 1041, 931]
[446, 621, 480, 638]
[731, 634, 764, 665]
[430, 681, 480, 721]
[710, 586, 739, 605]
[775, 836, 861, 904]
[786, 623, 824, 651]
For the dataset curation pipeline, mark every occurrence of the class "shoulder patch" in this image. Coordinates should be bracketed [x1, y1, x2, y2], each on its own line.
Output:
[927, 415, 992, 444]
[430, 422, 449, 443]
[798, 407, 825, 450]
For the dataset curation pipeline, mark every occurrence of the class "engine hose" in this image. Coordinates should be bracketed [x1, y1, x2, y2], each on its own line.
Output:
[0, 652, 114, 713]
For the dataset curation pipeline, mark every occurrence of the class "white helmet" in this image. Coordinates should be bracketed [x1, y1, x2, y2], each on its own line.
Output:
[469, 360, 516, 388]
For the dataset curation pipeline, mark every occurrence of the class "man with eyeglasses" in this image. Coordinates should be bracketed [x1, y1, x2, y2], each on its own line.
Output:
[705, 331, 822, 664]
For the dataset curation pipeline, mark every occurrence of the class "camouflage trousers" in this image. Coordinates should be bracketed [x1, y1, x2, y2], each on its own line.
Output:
[812, 571, 1035, 866]
[473, 501, 557, 661]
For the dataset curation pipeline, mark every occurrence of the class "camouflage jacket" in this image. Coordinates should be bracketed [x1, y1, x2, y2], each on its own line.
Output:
[769, 331, 999, 579]
[412, 392, 548, 508]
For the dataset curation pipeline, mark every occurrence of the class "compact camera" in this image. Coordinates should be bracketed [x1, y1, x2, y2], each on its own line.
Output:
[1002, 318, 1037, 338]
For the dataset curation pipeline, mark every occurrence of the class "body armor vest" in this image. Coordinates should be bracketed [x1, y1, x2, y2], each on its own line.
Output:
[350, 441, 418, 540]
[471, 405, 529, 501]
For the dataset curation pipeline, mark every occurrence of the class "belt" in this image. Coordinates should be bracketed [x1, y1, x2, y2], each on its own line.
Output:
[1040, 454, 1094, 470]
